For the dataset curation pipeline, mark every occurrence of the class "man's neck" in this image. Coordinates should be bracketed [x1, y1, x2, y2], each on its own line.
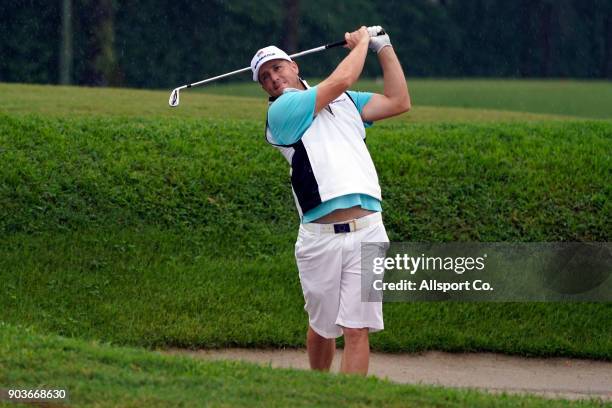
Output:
[297, 77, 308, 90]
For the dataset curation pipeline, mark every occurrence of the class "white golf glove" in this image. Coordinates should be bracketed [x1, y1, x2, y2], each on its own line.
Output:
[367, 25, 392, 54]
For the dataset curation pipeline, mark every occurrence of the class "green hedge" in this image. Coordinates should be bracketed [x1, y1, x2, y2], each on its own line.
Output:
[1, 115, 610, 358]
[1, 115, 609, 242]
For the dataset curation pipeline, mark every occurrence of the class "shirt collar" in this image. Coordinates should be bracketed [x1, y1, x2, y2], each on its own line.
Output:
[268, 78, 310, 102]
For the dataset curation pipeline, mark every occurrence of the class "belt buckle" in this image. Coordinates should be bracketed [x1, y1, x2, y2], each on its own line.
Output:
[333, 219, 358, 234]
[333, 223, 350, 233]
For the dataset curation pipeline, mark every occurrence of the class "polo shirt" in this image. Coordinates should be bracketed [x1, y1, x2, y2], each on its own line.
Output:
[267, 86, 382, 223]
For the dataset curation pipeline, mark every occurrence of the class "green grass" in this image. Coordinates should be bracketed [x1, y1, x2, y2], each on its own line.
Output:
[197, 78, 612, 120]
[2, 227, 610, 358]
[1, 115, 608, 240]
[0, 82, 611, 405]
[0, 82, 579, 123]
[1, 113, 610, 358]
[1, 323, 608, 408]
[4, 80, 611, 121]
[398, 79, 612, 119]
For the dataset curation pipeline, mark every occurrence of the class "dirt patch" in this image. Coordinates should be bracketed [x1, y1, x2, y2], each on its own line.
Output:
[163, 348, 612, 401]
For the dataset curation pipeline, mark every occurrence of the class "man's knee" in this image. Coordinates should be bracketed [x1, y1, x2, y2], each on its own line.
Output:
[342, 327, 368, 342]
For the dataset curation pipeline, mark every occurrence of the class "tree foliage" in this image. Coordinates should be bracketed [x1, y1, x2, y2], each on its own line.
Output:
[1, 0, 611, 87]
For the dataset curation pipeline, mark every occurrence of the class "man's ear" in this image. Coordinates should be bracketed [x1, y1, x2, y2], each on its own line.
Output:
[291, 61, 299, 76]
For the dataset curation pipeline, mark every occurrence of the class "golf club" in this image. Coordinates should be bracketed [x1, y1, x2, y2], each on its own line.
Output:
[168, 28, 386, 107]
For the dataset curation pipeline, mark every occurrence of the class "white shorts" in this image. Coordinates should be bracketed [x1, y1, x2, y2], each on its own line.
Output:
[294, 212, 389, 339]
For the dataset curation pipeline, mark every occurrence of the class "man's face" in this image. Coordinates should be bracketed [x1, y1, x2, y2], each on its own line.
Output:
[258, 59, 301, 97]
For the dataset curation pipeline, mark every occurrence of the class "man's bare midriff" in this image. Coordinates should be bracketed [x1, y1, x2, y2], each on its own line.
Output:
[312, 205, 375, 224]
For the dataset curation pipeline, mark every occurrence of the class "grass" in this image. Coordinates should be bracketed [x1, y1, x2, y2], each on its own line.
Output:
[1, 323, 609, 408]
[2, 227, 610, 358]
[0, 113, 610, 358]
[0, 81, 610, 405]
[0, 82, 581, 123]
[1, 115, 608, 240]
[197, 78, 612, 120]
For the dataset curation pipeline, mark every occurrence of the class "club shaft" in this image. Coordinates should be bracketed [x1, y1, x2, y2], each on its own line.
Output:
[179, 67, 252, 90]
[178, 41, 348, 90]
[170, 30, 384, 106]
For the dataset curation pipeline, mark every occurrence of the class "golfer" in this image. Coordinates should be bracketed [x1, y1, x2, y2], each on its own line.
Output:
[251, 26, 410, 375]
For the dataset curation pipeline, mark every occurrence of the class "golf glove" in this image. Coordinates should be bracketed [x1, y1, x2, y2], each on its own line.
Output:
[367, 25, 392, 54]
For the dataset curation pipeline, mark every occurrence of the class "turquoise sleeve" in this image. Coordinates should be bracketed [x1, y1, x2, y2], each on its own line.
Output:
[346, 90, 374, 128]
[267, 87, 317, 145]
[346, 90, 374, 113]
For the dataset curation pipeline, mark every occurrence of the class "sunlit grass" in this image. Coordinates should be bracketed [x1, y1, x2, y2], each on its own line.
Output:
[198, 78, 612, 120]
[0, 82, 578, 123]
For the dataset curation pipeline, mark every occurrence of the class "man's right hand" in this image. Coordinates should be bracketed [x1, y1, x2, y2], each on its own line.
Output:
[344, 26, 370, 50]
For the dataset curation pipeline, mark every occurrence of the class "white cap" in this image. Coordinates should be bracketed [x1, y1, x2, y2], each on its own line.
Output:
[250, 45, 292, 82]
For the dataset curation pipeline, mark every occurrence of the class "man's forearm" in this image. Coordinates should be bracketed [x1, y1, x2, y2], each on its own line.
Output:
[329, 41, 369, 88]
[315, 29, 370, 113]
[378, 47, 410, 109]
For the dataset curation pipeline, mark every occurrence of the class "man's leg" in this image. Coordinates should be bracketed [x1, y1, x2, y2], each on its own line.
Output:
[340, 327, 369, 375]
[307, 325, 335, 371]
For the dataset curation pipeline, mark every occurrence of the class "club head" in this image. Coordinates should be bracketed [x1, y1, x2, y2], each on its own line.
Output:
[169, 88, 180, 107]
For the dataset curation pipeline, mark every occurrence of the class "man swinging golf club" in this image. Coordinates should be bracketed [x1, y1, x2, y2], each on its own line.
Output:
[251, 25, 410, 375]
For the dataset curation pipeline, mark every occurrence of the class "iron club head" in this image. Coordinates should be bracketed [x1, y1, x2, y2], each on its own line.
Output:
[169, 88, 180, 107]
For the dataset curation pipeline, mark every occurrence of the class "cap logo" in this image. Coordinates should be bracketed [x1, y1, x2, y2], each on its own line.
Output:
[254, 52, 276, 70]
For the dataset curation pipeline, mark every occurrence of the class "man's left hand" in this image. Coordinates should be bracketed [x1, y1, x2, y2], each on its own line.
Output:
[367, 25, 392, 53]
